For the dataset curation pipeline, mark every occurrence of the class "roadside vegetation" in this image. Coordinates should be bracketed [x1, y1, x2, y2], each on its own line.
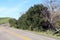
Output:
[9, 0, 60, 38]
[9, 18, 18, 28]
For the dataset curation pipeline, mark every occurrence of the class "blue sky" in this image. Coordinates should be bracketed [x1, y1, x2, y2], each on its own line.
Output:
[0, 0, 42, 19]
[0, 0, 60, 19]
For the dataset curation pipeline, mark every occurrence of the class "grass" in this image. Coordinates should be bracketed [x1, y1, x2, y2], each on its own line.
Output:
[0, 17, 10, 24]
[12, 26, 60, 39]
[32, 31, 60, 39]
[21, 29, 60, 39]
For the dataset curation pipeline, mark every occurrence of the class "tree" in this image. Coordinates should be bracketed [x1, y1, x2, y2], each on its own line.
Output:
[42, 0, 60, 31]
[18, 4, 51, 31]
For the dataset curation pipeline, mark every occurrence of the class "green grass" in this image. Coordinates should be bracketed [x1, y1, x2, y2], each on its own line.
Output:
[0, 17, 10, 24]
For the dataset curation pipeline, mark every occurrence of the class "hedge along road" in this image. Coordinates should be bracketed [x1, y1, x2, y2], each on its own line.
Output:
[0, 24, 59, 40]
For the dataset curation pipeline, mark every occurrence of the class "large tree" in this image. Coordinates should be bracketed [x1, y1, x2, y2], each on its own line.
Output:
[18, 4, 51, 31]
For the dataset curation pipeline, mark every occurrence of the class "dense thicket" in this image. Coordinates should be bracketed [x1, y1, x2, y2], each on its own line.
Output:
[17, 4, 51, 31]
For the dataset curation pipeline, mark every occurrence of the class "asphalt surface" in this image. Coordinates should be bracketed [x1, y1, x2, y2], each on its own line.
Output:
[0, 24, 60, 40]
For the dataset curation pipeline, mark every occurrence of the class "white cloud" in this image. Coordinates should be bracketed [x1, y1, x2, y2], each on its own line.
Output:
[0, 8, 6, 12]
[0, 0, 30, 19]
[0, 6, 21, 19]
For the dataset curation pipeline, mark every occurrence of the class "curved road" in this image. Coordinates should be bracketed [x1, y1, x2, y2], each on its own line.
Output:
[0, 24, 59, 40]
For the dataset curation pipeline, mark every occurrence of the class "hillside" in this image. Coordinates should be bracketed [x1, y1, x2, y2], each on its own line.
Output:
[0, 17, 10, 24]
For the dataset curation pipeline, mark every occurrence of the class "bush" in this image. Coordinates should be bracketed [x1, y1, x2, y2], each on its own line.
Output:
[9, 18, 18, 28]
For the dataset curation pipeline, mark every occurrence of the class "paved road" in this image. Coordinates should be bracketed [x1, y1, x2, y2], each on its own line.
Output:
[0, 25, 59, 40]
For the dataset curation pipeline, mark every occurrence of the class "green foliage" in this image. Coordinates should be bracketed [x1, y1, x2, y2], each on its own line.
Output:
[9, 4, 51, 31]
[9, 18, 18, 28]
[8, 4, 60, 37]
[53, 15, 60, 29]
[18, 4, 50, 31]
